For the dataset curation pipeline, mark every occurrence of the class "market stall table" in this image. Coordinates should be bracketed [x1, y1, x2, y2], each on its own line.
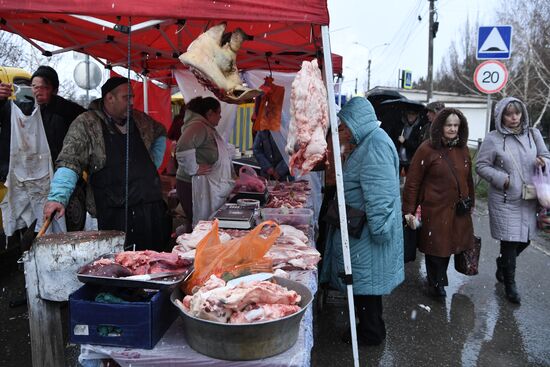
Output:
[78, 180, 319, 366]
[79, 270, 318, 367]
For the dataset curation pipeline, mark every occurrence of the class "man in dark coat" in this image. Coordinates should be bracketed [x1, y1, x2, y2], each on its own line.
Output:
[0, 66, 85, 176]
[253, 130, 292, 181]
[396, 109, 426, 173]
[422, 101, 445, 141]
[0, 66, 86, 240]
[43, 77, 170, 251]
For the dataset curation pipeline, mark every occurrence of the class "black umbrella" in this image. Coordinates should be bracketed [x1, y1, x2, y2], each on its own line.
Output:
[379, 97, 426, 112]
[365, 89, 405, 107]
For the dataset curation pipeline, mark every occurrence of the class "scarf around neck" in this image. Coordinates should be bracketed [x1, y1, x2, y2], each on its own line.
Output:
[442, 136, 460, 147]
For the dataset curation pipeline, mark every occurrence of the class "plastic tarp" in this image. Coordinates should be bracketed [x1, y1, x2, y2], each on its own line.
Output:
[174, 70, 238, 142]
[243, 70, 323, 226]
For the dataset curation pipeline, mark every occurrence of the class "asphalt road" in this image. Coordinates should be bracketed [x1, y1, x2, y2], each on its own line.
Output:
[1, 200, 549, 367]
[311, 201, 550, 366]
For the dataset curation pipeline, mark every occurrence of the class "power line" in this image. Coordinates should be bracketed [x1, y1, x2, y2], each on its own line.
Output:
[386, 0, 428, 85]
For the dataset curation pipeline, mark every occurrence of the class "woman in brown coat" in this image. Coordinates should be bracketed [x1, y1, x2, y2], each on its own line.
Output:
[403, 108, 475, 297]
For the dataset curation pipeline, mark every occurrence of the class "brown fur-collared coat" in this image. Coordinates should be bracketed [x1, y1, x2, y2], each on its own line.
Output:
[403, 108, 475, 257]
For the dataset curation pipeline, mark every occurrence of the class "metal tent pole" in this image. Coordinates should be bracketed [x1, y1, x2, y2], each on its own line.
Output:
[321, 25, 360, 367]
[143, 75, 149, 114]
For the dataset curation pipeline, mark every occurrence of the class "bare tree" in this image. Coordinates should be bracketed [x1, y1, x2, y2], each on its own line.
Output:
[419, 1, 550, 137]
[0, 31, 30, 68]
[496, 0, 550, 132]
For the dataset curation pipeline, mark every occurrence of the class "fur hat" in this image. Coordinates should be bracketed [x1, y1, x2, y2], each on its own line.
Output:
[101, 77, 129, 97]
[31, 66, 59, 91]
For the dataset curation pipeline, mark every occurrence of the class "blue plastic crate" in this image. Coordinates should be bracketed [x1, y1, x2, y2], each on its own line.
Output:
[69, 284, 178, 349]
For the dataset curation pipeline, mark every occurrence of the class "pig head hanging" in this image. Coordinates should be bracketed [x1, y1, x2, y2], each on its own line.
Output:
[179, 23, 262, 104]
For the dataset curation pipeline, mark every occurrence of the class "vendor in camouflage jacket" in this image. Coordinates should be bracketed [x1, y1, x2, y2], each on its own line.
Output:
[43, 77, 170, 251]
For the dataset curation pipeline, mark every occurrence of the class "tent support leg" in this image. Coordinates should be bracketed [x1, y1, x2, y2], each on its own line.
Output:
[321, 25, 360, 367]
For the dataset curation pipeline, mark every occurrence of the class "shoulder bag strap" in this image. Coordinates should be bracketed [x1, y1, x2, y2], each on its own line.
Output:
[507, 148, 527, 184]
[441, 150, 463, 199]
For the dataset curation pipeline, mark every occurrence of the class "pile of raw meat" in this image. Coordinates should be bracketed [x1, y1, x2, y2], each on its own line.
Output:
[177, 275, 301, 324]
[265, 180, 311, 209]
[218, 225, 320, 271]
[78, 250, 193, 277]
[172, 222, 320, 272]
[173, 221, 232, 261]
[285, 59, 329, 175]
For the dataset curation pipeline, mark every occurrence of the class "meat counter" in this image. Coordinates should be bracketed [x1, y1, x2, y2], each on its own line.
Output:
[78, 270, 318, 367]
[78, 179, 321, 366]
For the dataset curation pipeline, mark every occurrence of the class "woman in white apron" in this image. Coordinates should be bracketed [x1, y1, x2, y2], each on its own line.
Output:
[175, 97, 235, 228]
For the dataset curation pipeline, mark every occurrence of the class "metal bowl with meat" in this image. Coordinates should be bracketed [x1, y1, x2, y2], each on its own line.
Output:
[170, 276, 313, 360]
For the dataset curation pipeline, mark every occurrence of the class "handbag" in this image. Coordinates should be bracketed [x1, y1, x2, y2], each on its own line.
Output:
[454, 235, 481, 276]
[507, 132, 537, 200]
[403, 225, 417, 263]
[322, 199, 367, 239]
[521, 183, 537, 200]
[441, 152, 472, 215]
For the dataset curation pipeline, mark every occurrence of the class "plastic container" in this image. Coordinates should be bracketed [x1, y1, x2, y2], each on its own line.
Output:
[69, 284, 178, 349]
[260, 208, 314, 226]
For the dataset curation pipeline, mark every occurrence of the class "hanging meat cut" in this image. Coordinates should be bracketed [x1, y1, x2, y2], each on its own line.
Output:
[286, 59, 329, 175]
[179, 23, 262, 104]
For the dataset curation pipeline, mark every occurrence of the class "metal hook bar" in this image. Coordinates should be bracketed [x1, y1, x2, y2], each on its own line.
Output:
[265, 52, 273, 78]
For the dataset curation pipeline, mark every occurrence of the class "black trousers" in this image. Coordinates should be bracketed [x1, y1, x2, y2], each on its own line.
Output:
[355, 295, 386, 344]
[499, 240, 529, 268]
[176, 179, 193, 231]
[425, 254, 450, 287]
[317, 185, 336, 261]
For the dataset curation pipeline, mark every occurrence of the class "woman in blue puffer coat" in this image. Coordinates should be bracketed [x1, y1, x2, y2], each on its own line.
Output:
[320, 97, 404, 346]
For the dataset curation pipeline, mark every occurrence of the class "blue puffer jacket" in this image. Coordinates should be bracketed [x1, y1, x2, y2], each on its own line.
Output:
[320, 97, 404, 295]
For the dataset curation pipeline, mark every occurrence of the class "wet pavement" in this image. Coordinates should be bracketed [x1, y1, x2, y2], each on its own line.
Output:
[311, 201, 550, 366]
[1, 200, 549, 366]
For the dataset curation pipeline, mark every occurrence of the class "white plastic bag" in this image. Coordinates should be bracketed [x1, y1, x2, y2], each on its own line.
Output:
[533, 167, 550, 208]
[235, 165, 266, 193]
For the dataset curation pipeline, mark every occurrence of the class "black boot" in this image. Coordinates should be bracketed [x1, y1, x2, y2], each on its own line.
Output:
[355, 295, 386, 345]
[503, 265, 521, 304]
[495, 257, 505, 283]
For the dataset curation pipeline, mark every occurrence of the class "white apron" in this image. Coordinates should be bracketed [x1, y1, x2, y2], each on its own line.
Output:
[177, 131, 235, 225]
[0, 102, 66, 236]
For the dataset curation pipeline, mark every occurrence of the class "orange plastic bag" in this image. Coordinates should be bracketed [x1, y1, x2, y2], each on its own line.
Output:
[183, 220, 281, 294]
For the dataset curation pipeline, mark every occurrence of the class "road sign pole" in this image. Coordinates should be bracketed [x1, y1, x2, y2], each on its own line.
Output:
[485, 93, 492, 134]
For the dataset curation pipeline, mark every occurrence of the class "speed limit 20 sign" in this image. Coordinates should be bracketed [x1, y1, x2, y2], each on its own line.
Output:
[473, 60, 508, 94]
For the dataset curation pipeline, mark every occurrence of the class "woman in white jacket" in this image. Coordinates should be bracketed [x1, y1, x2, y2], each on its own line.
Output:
[476, 97, 550, 304]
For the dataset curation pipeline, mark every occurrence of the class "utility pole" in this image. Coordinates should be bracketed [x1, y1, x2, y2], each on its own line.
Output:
[427, 0, 435, 102]
[354, 77, 358, 95]
[367, 59, 372, 91]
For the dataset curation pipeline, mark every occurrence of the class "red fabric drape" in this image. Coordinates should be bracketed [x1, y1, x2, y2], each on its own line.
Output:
[131, 79, 172, 173]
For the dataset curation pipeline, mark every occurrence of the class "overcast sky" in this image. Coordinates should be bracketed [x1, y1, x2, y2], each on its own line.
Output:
[328, 0, 501, 95]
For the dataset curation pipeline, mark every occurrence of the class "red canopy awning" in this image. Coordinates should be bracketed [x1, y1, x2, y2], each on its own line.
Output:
[0, 1, 332, 82]
[0, 1, 329, 24]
